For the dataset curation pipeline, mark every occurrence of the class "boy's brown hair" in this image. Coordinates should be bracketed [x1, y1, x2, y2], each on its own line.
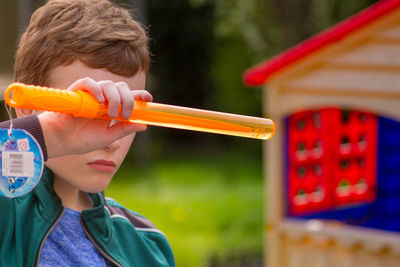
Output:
[14, 0, 149, 86]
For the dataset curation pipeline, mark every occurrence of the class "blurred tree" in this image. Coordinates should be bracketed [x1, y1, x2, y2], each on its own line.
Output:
[143, 0, 219, 152]
[209, 0, 379, 119]
[127, 0, 148, 24]
[0, 0, 45, 74]
[147, 0, 214, 109]
[0, 1, 17, 74]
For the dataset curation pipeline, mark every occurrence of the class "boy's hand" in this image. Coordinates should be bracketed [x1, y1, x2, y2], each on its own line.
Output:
[38, 78, 152, 158]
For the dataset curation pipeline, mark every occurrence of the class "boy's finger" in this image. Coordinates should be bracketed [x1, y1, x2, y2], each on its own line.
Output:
[115, 82, 135, 119]
[99, 81, 121, 118]
[130, 123, 147, 132]
[133, 90, 153, 102]
[67, 77, 104, 103]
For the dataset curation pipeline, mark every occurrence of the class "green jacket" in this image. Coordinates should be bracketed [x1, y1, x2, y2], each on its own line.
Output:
[0, 168, 175, 267]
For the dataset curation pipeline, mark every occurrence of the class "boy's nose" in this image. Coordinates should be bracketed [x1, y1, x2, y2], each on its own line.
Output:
[104, 140, 120, 152]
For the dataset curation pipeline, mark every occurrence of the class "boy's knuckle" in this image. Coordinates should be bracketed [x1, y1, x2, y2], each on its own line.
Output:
[116, 81, 128, 87]
[102, 80, 114, 86]
[82, 77, 93, 84]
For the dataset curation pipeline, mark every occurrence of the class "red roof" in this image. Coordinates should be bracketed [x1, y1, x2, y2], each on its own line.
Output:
[243, 0, 400, 86]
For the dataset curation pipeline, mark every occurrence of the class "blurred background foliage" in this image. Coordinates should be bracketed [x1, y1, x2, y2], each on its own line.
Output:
[0, 0, 378, 265]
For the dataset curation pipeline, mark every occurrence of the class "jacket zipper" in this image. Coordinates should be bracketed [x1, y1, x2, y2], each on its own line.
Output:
[35, 208, 65, 266]
[80, 217, 122, 267]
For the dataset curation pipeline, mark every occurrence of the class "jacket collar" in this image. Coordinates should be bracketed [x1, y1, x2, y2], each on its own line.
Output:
[34, 167, 112, 239]
[32, 167, 63, 222]
[82, 191, 112, 239]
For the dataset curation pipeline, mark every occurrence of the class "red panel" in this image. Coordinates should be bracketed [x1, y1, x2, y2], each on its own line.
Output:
[287, 108, 340, 215]
[287, 108, 377, 215]
[333, 110, 377, 206]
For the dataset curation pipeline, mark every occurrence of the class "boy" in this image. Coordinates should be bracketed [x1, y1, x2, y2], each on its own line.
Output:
[0, 0, 175, 266]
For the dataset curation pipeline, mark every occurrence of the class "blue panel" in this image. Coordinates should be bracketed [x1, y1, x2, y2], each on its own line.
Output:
[373, 116, 400, 231]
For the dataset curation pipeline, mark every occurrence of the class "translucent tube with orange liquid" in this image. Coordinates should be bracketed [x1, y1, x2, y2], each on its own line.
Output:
[4, 83, 275, 140]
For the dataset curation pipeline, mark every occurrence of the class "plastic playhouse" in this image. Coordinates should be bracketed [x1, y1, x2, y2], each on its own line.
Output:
[243, 0, 400, 266]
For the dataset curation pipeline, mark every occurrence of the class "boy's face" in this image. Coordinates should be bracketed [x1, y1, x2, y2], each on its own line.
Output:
[45, 60, 146, 193]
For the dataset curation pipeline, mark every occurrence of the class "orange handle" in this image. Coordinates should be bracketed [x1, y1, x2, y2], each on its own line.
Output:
[5, 83, 102, 118]
[4, 83, 275, 140]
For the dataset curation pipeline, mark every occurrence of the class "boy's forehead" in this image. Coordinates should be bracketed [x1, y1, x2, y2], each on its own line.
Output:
[48, 60, 146, 90]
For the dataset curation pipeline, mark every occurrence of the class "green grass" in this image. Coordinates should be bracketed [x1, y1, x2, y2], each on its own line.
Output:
[105, 151, 263, 267]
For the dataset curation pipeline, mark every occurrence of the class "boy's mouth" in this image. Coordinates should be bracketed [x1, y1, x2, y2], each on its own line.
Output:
[87, 160, 117, 173]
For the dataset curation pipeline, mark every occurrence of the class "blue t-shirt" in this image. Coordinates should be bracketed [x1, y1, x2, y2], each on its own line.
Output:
[39, 207, 113, 266]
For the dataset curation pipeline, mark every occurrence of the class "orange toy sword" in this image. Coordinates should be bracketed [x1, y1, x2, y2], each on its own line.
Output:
[4, 83, 275, 140]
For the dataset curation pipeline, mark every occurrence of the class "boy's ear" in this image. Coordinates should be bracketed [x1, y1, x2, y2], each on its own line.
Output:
[15, 108, 34, 118]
